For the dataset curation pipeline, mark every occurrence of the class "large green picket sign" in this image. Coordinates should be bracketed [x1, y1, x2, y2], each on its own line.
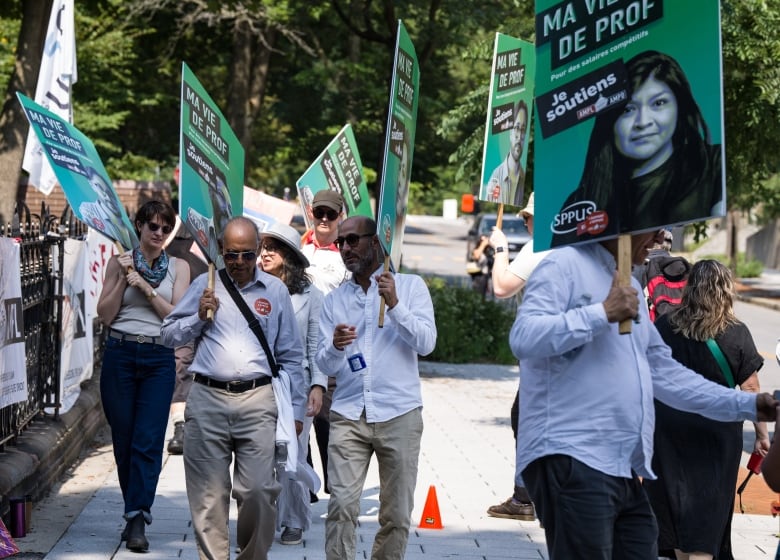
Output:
[377, 21, 419, 270]
[533, 1, 725, 251]
[18, 92, 137, 250]
[179, 62, 244, 265]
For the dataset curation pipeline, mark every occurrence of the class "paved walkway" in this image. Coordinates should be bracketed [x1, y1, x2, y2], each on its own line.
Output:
[11, 361, 780, 559]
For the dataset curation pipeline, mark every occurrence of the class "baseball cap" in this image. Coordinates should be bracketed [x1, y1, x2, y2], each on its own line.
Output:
[311, 190, 344, 213]
[520, 192, 535, 219]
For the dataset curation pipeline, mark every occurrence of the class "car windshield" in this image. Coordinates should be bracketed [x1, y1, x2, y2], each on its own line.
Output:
[480, 216, 527, 235]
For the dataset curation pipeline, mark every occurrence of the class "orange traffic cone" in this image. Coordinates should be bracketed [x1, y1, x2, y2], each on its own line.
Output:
[418, 485, 443, 529]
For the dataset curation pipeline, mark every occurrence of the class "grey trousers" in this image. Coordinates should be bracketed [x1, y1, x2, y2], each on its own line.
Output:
[326, 407, 423, 560]
[183, 382, 280, 560]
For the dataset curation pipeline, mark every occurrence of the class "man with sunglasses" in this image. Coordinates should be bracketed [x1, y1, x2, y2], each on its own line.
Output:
[301, 189, 350, 294]
[301, 189, 351, 497]
[316, 216, 437, 560]
[161, 216, 305, 560]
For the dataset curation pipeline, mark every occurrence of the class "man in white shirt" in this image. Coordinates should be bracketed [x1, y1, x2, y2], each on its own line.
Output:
[511, 231, 778, 559]
[316, 216, 437, 560]
[301, 189, 351, 494]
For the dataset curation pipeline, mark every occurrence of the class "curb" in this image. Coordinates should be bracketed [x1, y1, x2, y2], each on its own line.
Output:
[0, 371, 107, 521]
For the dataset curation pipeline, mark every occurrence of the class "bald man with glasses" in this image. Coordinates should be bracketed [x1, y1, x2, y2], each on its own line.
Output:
[162, 216, 305, 560]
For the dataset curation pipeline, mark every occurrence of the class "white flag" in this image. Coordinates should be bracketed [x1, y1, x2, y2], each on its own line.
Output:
[22, 0, 78, 196]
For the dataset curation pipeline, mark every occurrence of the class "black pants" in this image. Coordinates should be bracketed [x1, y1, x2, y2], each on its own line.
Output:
[523, 454, 658, 560]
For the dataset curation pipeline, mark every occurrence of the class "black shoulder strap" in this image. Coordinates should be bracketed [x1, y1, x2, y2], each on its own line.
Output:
[218, 268, 279, 377]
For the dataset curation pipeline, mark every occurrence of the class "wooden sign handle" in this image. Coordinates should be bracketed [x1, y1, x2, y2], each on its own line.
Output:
[378, 255, 390, 328]
[496, 203, 504, 230]
[618, 234, 633, 335]
[207, 263, 215, 321]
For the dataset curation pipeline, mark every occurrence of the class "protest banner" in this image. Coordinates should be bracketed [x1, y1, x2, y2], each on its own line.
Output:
[22, 0, 77, 196]
[0, 239, 27, 408]
[479, 33, 536, 212]
[56, 238, 94, 413]
[296, 124, 372, 230]
[243, 187, 298, 231]
[17, 93, 137, 250]
[377, 20, 419, 273]
[179, 62, 244, 267]
[533, 1, 725, 252]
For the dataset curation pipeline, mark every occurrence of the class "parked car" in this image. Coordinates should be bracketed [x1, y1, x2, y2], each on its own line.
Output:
[466, 213, 531, 262]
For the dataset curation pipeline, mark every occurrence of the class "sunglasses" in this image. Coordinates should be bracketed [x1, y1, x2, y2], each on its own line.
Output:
[223, 251, 257, 262]
[335, 233, 374, 249]
[313, 207, 339, 221]
[147, 222, 173, 234]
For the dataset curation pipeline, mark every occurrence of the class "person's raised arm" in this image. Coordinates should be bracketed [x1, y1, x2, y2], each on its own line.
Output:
[740, 371, 771, 455]
[489, 228, 525, 298]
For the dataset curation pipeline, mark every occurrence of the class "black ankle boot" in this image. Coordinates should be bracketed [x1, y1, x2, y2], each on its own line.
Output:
[125, 514, 149, 552]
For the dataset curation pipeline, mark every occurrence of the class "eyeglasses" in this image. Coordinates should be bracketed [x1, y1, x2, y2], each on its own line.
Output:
[313, 207, 339, 221]
[259, 244, 279, 254]
[147, 222, 173, 234]
[223, 251, 257, 262]
[335, 233, 374, 249]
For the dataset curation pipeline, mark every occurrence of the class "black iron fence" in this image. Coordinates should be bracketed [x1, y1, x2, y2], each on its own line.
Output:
[0, 202, 103, 449]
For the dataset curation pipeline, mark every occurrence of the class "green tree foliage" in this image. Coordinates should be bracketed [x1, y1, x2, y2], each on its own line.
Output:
[4, 0, 780, 222]
[424, 277, 516, 364]
[721, 0, 780, 220]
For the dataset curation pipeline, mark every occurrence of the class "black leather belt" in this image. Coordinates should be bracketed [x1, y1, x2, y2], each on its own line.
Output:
[193, 373, 271, 393]
[108, 328, 161, 345]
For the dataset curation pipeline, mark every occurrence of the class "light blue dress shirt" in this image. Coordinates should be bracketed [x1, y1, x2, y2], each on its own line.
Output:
[511, 242, 757, 480]
[316, 267, 437, 423]
[160, 267, 306, 420]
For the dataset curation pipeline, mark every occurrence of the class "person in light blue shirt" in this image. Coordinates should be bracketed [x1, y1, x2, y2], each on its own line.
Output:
[161, 216, 305, 560]
[316, 216, 436, 560]
[510, 231, 778, 560]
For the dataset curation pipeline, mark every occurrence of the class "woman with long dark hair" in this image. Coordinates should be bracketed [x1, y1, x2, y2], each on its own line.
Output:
[258, 221, 326, 546]
[96, 200, 190, 552]
[552, 51, 723, 246]
[644, 260, 767, 560]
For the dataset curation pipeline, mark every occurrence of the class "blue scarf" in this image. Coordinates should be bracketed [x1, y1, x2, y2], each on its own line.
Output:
[132, 248, 169, 288]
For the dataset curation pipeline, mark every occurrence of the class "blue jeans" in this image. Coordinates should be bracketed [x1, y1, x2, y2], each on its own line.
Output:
[100, 336, 175, 519]
[523, 454, 658, 560]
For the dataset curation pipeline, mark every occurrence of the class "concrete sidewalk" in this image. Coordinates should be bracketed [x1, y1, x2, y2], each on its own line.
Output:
[12, 361, 780, 559]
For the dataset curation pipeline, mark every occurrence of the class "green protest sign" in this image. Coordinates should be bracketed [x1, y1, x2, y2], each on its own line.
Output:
[533, 1, 725, 251]
[296, 124, 372, 231]
[179, 62, 244, 265]
[377, 20, 419, 270]
[17, 92, 137, 250]
[479, 34, 536, 208]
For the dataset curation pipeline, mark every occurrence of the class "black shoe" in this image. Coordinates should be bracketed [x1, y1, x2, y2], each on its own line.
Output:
[167, 421, 184, 455]
[309, 491, 319, 504]
[125, 514, 149, 552]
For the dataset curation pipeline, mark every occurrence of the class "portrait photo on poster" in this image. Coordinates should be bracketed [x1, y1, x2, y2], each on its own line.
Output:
[483, 99, 529, 207]
[549, 50, 725, 247]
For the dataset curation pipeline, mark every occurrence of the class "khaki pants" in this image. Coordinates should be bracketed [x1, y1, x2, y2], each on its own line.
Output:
[326, 408, 423, 560]
[183, 382, 280, 560]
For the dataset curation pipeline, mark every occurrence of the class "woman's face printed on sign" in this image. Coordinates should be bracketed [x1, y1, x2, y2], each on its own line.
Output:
[613, 74, 678, 176]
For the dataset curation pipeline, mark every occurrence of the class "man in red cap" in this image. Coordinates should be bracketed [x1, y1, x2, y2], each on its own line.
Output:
[301, 189, 351, 497]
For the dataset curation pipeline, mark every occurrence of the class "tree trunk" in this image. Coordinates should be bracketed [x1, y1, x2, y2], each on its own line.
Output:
[727, 209, 739, 276]
[0, 0, 52, 226]
[226, 21, 276, 172]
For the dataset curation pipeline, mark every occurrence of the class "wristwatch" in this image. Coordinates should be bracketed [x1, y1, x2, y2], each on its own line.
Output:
[147, 289, 158, 301]
[495, 246, 506, 253]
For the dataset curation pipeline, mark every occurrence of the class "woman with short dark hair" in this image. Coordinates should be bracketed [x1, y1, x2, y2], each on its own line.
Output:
[96, 200, 190, 552]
